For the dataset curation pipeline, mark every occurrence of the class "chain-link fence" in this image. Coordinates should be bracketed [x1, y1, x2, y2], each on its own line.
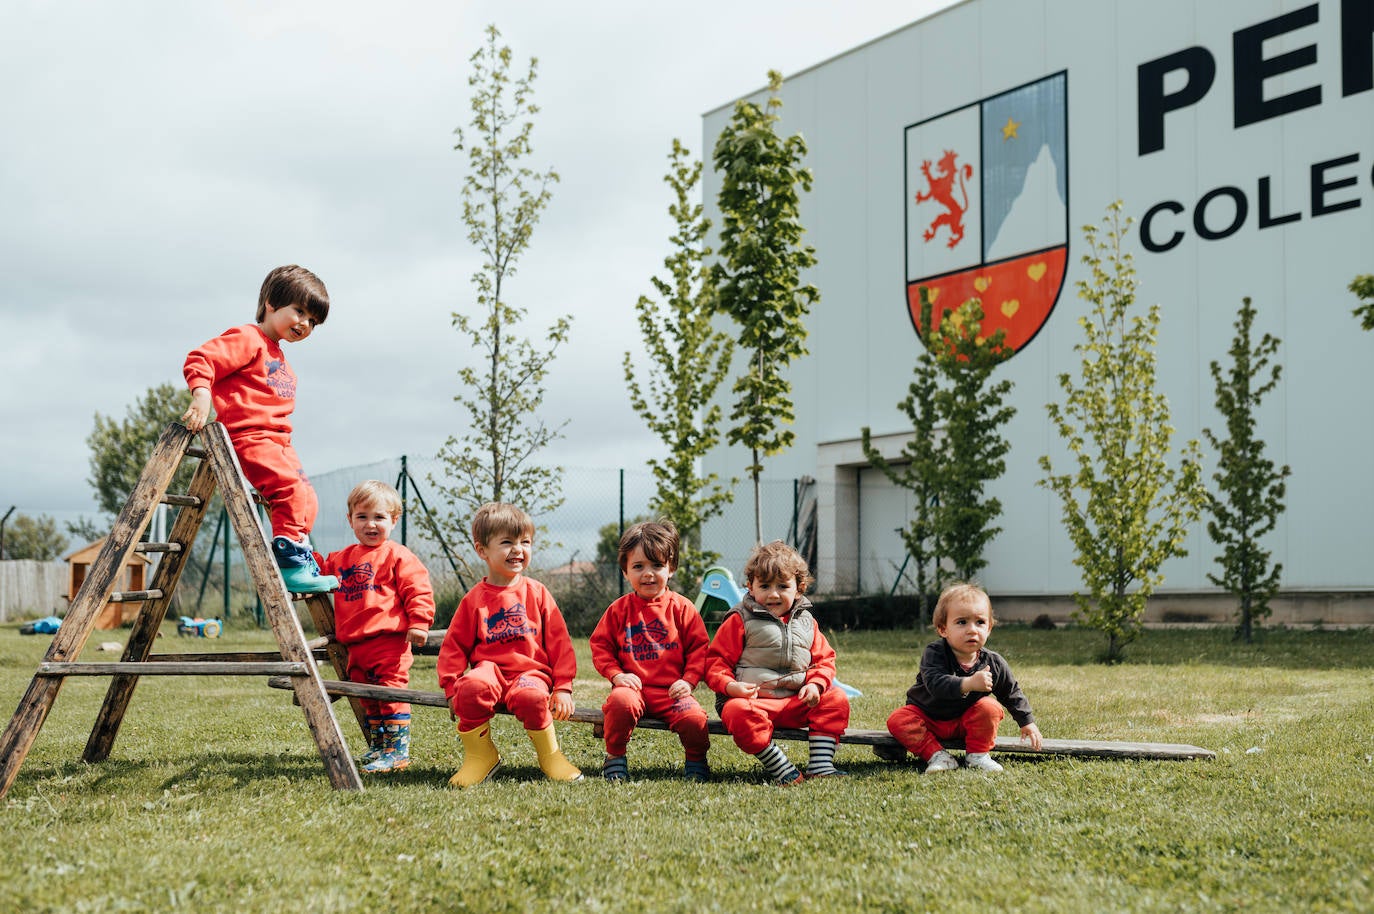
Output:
[15, 455, 926, 631]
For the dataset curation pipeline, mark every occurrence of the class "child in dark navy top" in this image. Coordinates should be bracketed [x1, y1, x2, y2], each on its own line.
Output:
[886, 582, 1042, 773]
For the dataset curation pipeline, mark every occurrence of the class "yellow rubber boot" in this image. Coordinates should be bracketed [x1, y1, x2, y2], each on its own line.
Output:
[526, 725, 583, 782]
[449, 722, 501, 788]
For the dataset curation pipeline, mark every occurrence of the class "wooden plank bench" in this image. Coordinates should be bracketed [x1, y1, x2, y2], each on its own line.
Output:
[264, 676, 1215, 761]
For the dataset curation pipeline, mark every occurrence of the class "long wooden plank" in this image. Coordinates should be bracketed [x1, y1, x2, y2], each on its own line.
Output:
[204, 424, 363, 791]
[0, 423, 195, 799]
[86, 447, 217, 763]
[264, 677, 1216, 761]
[43, 662, 310, 677]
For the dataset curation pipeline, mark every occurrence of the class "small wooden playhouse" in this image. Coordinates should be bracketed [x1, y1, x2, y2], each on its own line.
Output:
[64, 539, 152, 629]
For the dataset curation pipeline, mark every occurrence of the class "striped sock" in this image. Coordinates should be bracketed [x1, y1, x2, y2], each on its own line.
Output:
[806, 734, 842, 776]
[755, 743, 801, 784]
[602, 755, 628, 781]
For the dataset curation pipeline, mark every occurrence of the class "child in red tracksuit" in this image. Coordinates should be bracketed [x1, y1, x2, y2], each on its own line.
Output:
[706, 540, 850, 785]
[590, 521, 711, 783]
[886, 582, 1043, 773]
[437, 502, 582, 787]
[315, 481, 434, 775]
[181, 264, 337, 594]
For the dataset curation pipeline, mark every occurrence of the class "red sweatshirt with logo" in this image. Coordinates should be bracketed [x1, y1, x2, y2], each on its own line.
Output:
[183, 324, 295, 437]
[436, 576, 576, 699]
[590, 591, 709, 688]
[316, 540, 435, 646]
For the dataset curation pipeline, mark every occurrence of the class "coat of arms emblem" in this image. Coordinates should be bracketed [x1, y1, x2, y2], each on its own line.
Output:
[905, 72, 1069, 355]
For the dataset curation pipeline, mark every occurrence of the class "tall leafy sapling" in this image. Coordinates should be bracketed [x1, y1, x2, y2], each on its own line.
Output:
[433, 25, 571, 562]
[1039, 203, 1206, 662]
[1203, 297, 1290, 643]
[624, 140, 736, 591]
[712, 70, 819, 543]
[864, 290, 1015, 621]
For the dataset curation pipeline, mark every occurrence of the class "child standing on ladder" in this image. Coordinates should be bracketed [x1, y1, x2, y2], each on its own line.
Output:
[590, 521, 711, 782]
[437, 502, 582, 787]
[885, 582, 1043, 773]
[315, 481, 434, 774]
[706, 540, 850, 785]
[180, 264, 337, 593]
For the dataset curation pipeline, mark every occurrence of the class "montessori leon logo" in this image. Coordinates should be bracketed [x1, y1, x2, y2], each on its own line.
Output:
[904, 71, 1069, 356]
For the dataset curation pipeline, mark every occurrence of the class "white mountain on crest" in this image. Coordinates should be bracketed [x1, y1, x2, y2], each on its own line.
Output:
[985, 143, 1067, 261]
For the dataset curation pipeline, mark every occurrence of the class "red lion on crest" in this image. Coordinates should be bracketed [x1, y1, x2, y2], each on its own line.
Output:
[915, 149, 974, 249]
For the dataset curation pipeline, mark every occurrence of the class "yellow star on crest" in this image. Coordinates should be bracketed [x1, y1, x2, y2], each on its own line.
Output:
[1001, 116, 1020, 140]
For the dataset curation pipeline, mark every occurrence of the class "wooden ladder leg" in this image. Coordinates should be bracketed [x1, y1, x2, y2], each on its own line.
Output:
[300, 593, 370, 739]
[85, 454, 217, 763]
[202, 424, 363, 791]
[0, 423, 194, 798]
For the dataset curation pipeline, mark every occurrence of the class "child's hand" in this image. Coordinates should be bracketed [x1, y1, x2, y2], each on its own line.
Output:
[725, 680, 759, 700]
[611, 672, 643, 691]
[667, 679, 691, 700]
[1020, 722, 1043, 751]
[798, 682, 821, 707]
[549, 689, 574, 721]
[181, 388, 211, 432]
[406, 628, 427, 648]
[964, 669, 994, 693]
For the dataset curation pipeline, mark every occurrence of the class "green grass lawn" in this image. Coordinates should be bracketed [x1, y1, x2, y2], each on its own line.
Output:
[0, 623, 1370, 913]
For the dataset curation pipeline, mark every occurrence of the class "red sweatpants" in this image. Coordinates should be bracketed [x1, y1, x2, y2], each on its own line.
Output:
[886, 697, 1005, 758]
[232, 432, 318, 543]
[451, 660, 553, 731]
[601, 685, 709, 760]
[346, 633, 414, 718]
[719, 687, 850, 755]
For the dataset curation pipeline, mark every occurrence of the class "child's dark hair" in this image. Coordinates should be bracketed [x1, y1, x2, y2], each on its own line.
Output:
[743, 540, 813, 594]
[617, 521, 679, 572]
[931, 582, 994, 630]
[471, 502, 535, 547]
[257, 264, 330, 325]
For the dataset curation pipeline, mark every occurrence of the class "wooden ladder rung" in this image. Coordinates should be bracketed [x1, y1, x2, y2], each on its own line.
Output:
[161, 495, 202, 507]
[185, 446, 207, 459]
[135, 543, 182, 554]
[108, 590, 164, 603]
[37, 661, 312, 677]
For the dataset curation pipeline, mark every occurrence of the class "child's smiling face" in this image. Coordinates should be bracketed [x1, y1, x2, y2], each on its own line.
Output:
[748, 576, 799, 620]
[622, 544, 673, 600]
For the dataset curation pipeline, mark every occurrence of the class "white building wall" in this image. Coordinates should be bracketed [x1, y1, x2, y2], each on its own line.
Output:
[701, 0, 1374, 603]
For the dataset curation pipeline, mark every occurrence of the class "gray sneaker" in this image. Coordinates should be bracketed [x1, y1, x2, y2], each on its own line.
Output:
[964, 752, 1004, 772]
[924, 750, 959, 773]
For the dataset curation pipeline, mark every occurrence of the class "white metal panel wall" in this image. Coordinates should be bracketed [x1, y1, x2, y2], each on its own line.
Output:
[702, 0, 1374, 595]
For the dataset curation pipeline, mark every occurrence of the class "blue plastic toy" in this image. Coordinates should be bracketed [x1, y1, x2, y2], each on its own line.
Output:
[177, 616, 223, 638]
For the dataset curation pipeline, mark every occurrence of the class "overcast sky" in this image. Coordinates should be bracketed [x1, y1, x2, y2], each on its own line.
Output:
[0, 0, 959, 528]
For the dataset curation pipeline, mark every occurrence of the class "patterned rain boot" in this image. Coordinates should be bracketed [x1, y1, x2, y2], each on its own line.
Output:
[272, 536, 339, 594]
[363, 717, 411, 774]
[527, 726, 583, 782]
[359, 716, 384, 766]
[449, 722, 501, 788]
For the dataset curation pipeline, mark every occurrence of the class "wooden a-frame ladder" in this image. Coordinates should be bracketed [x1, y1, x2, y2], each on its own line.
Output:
[0, 422, 364, 797]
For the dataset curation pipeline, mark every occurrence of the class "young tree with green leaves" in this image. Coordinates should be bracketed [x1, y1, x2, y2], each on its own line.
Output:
[928, 299, 1015, 583]
[624, 140, 736, 591]
[86, 382, 195, 517]
[1352, 274, 1374, 330]
[1203, 297, 1290, 643]
[432, 25, 570, 558]
[2, 513, 69, 560]
[863, 291, 1015, 620]
[1039, 203, 1206, 662]
[711, 70, 819, 544]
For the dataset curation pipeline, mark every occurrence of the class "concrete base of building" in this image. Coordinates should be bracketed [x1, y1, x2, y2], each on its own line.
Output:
[992, 591, 1374, 628]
